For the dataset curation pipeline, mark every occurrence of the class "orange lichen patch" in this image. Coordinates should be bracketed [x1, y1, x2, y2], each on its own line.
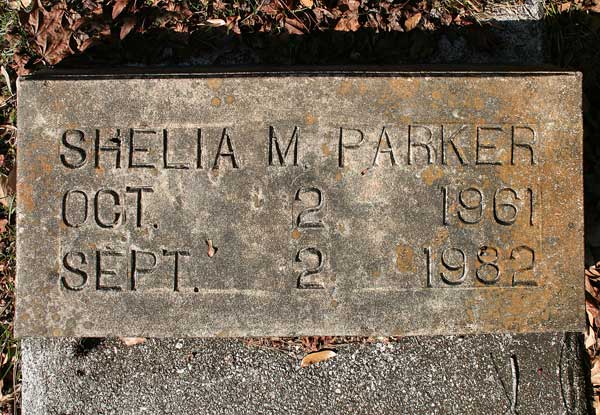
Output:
[387, 78, 420, 100]
[395, 243, 415, 273]
[305, 113, 316, 125]
[338, 80, 353, 96]
[335, 171, 343, 182]
[225, 95, 234, 104]
[291, 229, 301, 240]
[371, 270, 381, 279]
[431, 90, 442, 100]
[474, 288, 552, 331]
[211, 97, 222, 107]
[18, 182, 34, 212]
[472, 96, 485, 110]
[321, 143, 331, 157]
[420, 165, 444, 186]
[357, 81, 368, 95]
[430, 227, 449, 247]
[207, 79, 223, 91]
[40, 161, 52, 174]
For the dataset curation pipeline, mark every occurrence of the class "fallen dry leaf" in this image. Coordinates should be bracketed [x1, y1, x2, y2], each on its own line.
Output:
[0, 66, 12, 96]
[587, 262, 600, 279]
[300, 0, 314, 8]
[119, 16, 136, 39]
[285, 17, 305, 34]
[206, 239, 217, 257]
[119, 337, 146, 346]
[334, 15, 360, 31]
[27, 0, 76, 65]
[587, 326, 597, 349]
[559, 2, 571, 11]
[204, 18, 227, 27]
[20, 0, 31, 8]
[338, 0, 360, 12]
[0, 219, 8, 234]
[112, 0, 129, 19]
[300, 350, 337, 367]
[0, 168, 15, 208]
[592, 370, 600, 385]
[404, 12, 422, 31]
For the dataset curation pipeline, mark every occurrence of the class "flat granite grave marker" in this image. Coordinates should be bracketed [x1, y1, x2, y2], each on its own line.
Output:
[15, 70, 584, 337]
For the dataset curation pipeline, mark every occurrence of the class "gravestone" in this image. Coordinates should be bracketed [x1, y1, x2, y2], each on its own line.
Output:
[17, 2, 590, 413]
[16, 70, 582, 338]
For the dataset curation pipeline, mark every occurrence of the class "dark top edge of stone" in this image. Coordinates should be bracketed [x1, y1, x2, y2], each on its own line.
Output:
[18, 65, 581, 81]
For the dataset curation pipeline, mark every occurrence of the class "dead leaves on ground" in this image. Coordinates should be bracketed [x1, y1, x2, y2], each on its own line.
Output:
[404, 12, 422, 31]
[6, 0, 479, 74]
[585, 261, 600, 414]
[11, 0, 108, 73]
[23, 0, 89, 65]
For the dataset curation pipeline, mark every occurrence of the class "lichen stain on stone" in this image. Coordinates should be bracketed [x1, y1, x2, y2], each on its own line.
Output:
[335, 171, 343, 182]
[420, 165, 444, 186]
[395, 243, 415, 272]
[321, 143, 331, 157]
[387, 79, 420, 100]
[291, 229, 301, 240]
[430, 227, 449, 247]
[40, 161, 52, 174]
[472, 288, 552, 332]
[211, 97, 221, 107]
[357, 81, 368, 95]
[337, 80, 353, 96]
[206, 79, 223, 91]
[18, 182, 34, 212]
[371, 270, 381, 279]
[225, 95, 234, 105]
[472, 96, 485, 111]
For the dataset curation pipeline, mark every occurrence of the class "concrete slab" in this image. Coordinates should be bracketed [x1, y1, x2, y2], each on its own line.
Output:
[21, 334, 590, 414]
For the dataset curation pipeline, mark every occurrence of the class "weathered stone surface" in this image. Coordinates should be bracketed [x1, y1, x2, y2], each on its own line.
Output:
[16, 70, 584, 337]
[21, 334, 591, 414]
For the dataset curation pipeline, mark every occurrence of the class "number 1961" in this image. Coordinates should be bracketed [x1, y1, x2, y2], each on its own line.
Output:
[441, 186, 534, 226]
